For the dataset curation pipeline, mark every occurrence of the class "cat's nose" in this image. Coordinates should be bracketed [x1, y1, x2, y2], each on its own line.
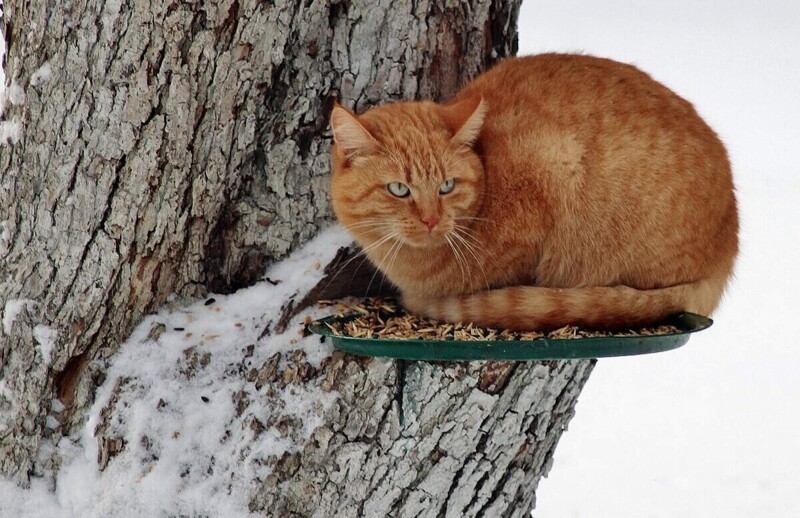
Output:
[422, 217, 440, 231]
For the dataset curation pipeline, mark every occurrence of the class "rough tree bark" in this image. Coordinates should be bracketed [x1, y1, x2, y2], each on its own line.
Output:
[244, 331, 595, 516]
[0, 0, 593, 512]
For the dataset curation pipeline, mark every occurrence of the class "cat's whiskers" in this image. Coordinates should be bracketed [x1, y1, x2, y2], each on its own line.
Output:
[451, 226, 491, 291]
[342, 225, 398, 260]
[452, 223, 484, 245]
[443, 234, 462, 291]
[351, 230, 401, 290]
[376, 233, 405, 295]
[364, 233, 403, 297]
[348, 230, 399, 265]
[445, 233, 469, 293]
[324, 228, 400, 291]
[346, 222, 396, 240]
[344, 219, 396, 231]
[343, 219, 397, 241]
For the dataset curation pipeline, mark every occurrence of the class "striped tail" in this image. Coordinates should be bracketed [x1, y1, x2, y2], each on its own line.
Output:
[402, 276, 728, 331]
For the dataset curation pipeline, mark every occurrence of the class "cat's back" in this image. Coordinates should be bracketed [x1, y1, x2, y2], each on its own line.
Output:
[454, 53, 733, 210]
[456, 53, 715, 147]
[453, 54, 737, 289]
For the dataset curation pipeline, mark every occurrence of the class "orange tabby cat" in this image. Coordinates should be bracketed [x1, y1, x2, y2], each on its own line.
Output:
[329, 54, 738, 330]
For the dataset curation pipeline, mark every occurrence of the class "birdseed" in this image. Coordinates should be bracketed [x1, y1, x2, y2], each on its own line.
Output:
[316, 298, 680, 341]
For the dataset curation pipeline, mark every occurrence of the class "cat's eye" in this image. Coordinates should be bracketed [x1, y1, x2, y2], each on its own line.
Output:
[439, 178, 456, 195]
[387, 182, 410, 198]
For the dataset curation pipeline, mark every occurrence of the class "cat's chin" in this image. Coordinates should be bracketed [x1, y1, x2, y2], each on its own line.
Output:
[400, 233, 449, 249]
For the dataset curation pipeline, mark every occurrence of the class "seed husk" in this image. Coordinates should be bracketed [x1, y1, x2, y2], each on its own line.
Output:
[317, 297, 679, 341]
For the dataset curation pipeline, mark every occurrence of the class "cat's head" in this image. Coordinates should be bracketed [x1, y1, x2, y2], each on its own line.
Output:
[329, 97, 486, 249]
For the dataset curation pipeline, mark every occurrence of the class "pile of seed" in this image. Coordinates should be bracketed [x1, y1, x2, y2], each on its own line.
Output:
[317, 298, 679, 341]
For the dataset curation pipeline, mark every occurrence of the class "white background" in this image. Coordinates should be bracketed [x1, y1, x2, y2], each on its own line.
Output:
[517, 1, 800, 517]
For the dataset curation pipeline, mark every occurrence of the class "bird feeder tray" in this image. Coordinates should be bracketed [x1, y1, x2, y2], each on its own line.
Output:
[307, 312, 713, 361]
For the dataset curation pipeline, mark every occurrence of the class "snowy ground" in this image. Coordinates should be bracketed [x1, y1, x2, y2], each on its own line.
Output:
[2, 0, 800, 516]
[518, 1, 800, 517]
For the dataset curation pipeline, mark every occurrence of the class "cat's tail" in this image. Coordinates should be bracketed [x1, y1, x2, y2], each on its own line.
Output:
[404, 275, 729, 331]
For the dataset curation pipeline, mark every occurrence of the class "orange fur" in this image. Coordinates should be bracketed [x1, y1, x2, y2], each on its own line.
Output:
[329, 54, 738, 330]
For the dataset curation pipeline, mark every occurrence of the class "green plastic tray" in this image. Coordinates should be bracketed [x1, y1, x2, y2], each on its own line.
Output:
[307, 313, 712, 361]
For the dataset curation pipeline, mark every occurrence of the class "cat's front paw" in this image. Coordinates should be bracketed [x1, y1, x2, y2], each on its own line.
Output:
[400, 293, 459, 323]
[399, 293, 435, 319]
[400, 295, 478, 324]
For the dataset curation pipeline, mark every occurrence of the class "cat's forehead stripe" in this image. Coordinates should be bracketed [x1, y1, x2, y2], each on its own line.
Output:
[390, 141, 442, 182]
[366, 107, 449, 182]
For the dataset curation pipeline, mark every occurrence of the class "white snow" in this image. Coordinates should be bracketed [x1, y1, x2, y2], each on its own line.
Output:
[517, 1, 800, 517]
[29, 62, 51, 88]
[3, 80, 23, 106]
[33, 324, 58, 365]
[0, 118, 21, 145]
[2, 298, 37, 335]
[0, 225, 351, 517]
[0, 76, 25, 145]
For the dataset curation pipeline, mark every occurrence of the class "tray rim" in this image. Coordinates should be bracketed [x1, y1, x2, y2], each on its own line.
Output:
[307, 312, 713, 361]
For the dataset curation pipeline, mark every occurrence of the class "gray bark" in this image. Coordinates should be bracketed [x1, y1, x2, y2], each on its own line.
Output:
[248, 353, 594, 516]
[0, 1, 594, 514]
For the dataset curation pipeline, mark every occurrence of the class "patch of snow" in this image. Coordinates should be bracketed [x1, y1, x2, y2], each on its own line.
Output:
[45, 415, 60, 430]
[50, 398, 65, 413]
[33, 324, 58, 365]
[29, 62, 52, 88]
[2, 298, 37, 335]
[5, 80, 24, 106]
[0, 80, 22, 145]
[0, 477, 62, 518]
[0, 118, 21, 145]
[0, 224, 350, 517]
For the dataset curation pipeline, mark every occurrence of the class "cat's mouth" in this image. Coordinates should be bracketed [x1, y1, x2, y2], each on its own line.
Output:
[399, 226, 451, 248]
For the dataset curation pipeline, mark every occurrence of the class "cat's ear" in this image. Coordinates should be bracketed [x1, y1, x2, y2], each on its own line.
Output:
[441, 96, 486, 148]
[330, 104, 377, 161]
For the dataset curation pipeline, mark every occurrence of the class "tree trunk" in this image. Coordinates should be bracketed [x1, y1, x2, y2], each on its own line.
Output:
[0, 0, 593, 513]
[247, 349, 594, 517]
